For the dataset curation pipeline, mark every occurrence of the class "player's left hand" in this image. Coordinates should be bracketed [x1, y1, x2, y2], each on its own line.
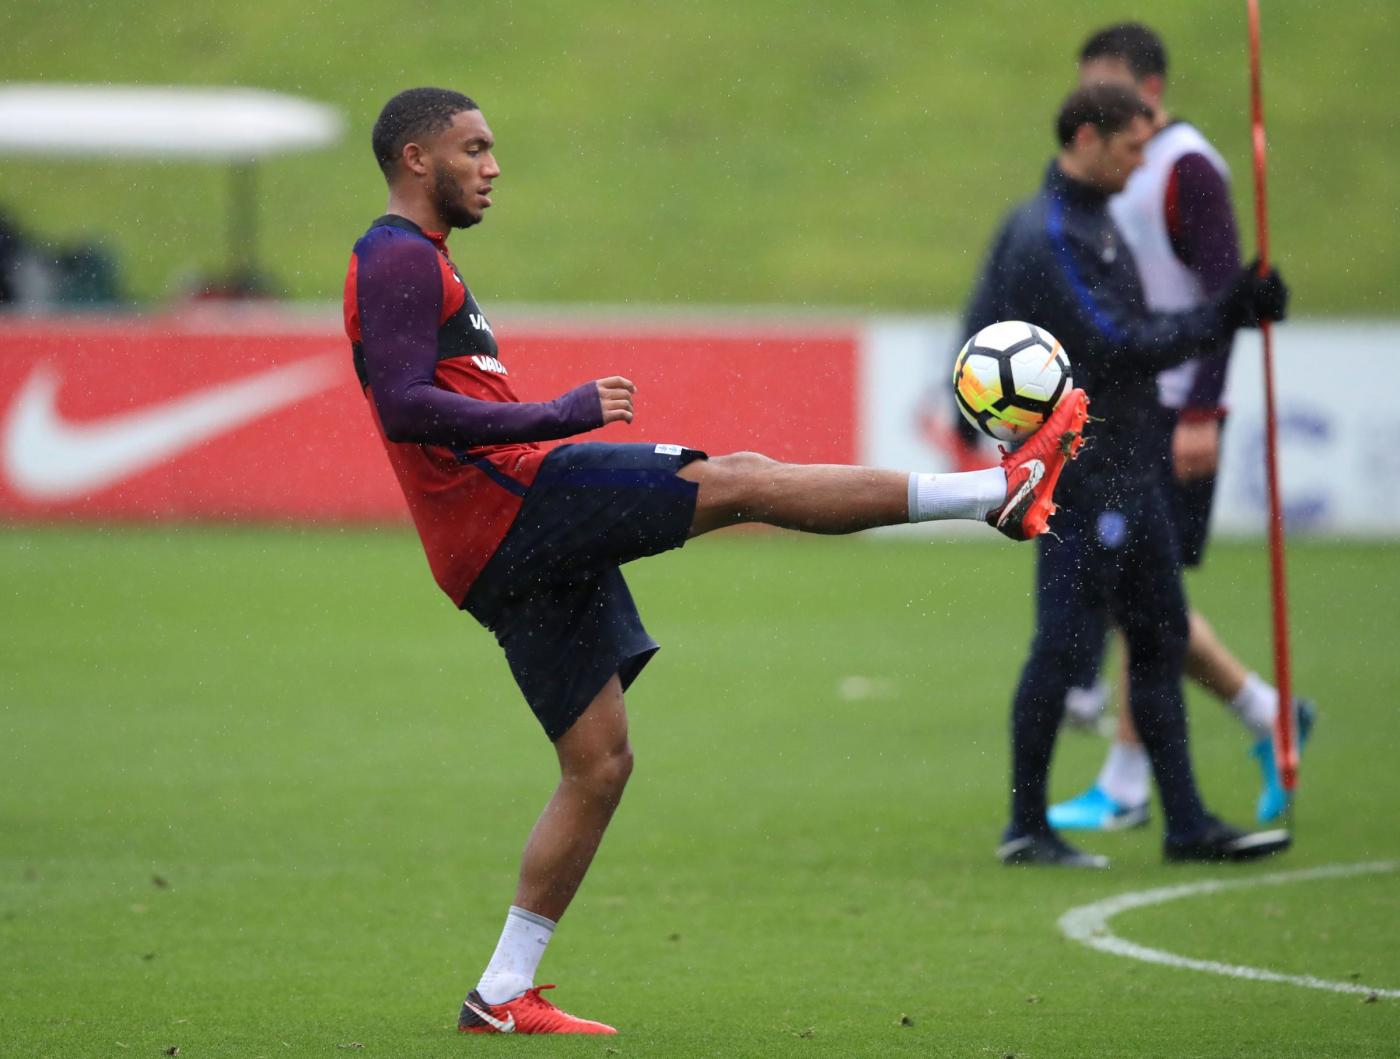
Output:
[596, 376, 636, 425]
[1172, 417, 1221, 482]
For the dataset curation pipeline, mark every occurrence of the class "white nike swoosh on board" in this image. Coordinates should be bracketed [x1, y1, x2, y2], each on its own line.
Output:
[462, 1000, 515, 1033]
[3, 354, 340, 500]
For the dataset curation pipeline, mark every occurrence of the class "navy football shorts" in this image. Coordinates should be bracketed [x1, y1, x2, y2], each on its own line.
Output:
[462, 442, 707, 741]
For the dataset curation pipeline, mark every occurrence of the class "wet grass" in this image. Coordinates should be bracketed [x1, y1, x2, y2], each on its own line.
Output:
[1, 527, 1398, 1056]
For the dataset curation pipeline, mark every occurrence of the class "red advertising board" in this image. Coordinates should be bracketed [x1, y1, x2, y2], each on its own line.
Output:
[0, 313, 858, 521]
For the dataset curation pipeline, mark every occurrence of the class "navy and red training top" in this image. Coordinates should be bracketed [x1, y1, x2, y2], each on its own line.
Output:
[344, 214, 602, 604]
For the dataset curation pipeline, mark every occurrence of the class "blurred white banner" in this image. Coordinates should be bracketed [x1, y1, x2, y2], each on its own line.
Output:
[859, 316, 1400, 537]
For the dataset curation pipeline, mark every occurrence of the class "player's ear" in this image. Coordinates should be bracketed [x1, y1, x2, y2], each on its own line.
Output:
[401, 141, 429, 177]
[1140, 74, 1165, 109]
[1071, 123, 1100, 154]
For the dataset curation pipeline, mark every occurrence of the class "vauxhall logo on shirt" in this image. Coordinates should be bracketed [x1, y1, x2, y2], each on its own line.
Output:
[472, 354, 508, 374]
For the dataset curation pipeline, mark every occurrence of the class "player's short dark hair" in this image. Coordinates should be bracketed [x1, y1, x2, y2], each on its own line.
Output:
[372, 87, 478, 176]
[1079, 22, 1168, 81]
[1055, 83, 1153, 147]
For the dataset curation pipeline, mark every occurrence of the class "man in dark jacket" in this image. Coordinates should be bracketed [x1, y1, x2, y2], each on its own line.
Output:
[962, 83, 1292, 867]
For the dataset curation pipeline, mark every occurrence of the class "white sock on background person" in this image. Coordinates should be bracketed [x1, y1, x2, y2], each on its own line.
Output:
[908, 468, 1007, 523]
[1096, 741, 1151, 808]
[1229, 671, 1279, 741]
[475, 905, 556, 1005]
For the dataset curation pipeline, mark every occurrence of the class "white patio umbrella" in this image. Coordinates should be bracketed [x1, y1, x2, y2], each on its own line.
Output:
[0, 83, 344, 284]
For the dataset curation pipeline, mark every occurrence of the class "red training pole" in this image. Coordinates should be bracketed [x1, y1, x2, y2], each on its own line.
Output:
[1247, 0, 1298, 796]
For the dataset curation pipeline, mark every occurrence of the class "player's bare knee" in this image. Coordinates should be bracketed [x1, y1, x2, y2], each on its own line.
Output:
[710, 451, 781, 510]
[720, 450, 777, 470]
[576, 744, 634, 798]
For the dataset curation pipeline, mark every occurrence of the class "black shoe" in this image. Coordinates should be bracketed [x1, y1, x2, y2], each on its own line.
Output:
[997, 830, 1109, 869]
[1163, 817, 1292, 863]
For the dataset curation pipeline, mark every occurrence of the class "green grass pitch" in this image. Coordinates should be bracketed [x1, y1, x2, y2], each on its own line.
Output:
[2, 527, 1398, 1057]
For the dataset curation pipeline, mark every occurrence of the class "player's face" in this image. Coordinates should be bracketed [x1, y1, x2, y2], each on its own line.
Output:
[425, 109, 500, 229]
[1090, 115, 1152, 193]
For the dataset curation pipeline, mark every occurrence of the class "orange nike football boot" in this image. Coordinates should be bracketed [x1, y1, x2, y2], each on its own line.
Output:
[986, 388, 1090, 541]
[457, 984, 617, 1035]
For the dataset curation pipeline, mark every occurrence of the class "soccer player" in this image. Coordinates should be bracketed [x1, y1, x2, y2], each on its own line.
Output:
[1049, 23, 1315, 833]
[346, 87, 1088, 1035]
[956, 81, 1291, 868]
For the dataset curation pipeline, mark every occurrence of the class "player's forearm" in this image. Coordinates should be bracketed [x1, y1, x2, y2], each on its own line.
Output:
[375, 380, 603, 448]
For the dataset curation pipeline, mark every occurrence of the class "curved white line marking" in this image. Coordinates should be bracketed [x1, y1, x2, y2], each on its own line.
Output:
[1058, 860, 1400, 998]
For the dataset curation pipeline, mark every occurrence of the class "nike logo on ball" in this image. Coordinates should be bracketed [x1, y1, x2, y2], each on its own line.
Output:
[3, 355, 339, 500]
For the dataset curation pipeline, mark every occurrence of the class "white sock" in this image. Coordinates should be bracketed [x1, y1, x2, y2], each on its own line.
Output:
[475, 905, 556, 1005]
[1096, 741, 1151, 808]
[1229, 672, 1279, 741]
[1064, 679, 1110, 726]
[907, 468, 1007, 523]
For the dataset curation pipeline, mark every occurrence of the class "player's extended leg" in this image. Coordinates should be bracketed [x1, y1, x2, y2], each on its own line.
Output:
[460, 676, 630, 1035]
[682, 455, 917, 536]
[680, 388, 1089, 539]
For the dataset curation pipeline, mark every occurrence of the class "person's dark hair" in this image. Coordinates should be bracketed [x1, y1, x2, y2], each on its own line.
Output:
[1079, 22, 1168, 81]
[372, 87, 478, 176]
[1055, 83, 1153, 148]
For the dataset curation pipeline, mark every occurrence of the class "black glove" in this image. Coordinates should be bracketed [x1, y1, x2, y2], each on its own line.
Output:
[1221, 258, 1290, 328]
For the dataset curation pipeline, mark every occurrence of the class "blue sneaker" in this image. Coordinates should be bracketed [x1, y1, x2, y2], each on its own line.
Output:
[1047, 785, 1150, 831]
[1252, 699, 1317, 824]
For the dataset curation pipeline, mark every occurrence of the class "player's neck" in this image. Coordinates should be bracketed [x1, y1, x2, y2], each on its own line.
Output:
[1055, 154, 1103, 195]
[384, 193, 449, 239]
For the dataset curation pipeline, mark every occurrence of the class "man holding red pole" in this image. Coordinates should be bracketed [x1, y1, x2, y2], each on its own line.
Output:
[1049, 22, 1316, 834]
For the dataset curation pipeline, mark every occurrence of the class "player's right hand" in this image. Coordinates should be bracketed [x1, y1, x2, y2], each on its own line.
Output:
[596, 376, 636, 425]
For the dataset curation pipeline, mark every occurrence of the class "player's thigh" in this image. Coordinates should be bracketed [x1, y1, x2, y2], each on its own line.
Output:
[489, 442, 706, 584]
[484, 567, 660, 743]
[678, 450, 777, 535]
[543, 443, 700, 570]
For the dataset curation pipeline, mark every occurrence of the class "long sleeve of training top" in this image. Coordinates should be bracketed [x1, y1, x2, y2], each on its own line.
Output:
[1166, 152, 1242, 412]
[356, 231, 602, 448]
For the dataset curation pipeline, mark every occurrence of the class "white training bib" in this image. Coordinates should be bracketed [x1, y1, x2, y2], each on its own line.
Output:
[1109, 122, 1232, 409]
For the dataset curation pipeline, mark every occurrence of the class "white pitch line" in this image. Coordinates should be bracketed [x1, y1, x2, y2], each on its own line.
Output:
[1058, 860, 1400, 998]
